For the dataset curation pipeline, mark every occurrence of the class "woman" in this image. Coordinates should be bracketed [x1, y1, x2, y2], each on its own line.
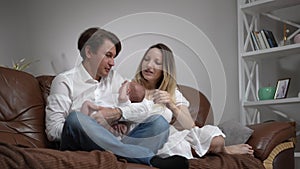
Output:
[132, 43, 254, 159]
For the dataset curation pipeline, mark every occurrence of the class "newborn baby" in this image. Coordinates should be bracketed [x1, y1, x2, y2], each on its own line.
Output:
[81, 80, 145, 116]
[118, 80, 146, 104]
[80, 80, 145, 136]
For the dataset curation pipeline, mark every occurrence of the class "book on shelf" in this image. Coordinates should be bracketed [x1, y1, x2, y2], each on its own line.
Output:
[250, 31, 260, 50]
[262, 29, 278, 48]
[260, 30, 270, 49]
[256, 31, 268, 49]
[253, 31, 262, 49]
[249, 30, 278, 51]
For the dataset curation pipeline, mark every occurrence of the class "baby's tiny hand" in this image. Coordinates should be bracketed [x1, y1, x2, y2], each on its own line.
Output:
[118, 80, 130, 103]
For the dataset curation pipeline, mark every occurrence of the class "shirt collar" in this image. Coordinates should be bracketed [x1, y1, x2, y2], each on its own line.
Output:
[77, 63, 112, 83]
[78, 63, 96, 83]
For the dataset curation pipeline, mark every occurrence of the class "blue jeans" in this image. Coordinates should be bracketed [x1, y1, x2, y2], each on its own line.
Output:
[60, 112, 169, 165]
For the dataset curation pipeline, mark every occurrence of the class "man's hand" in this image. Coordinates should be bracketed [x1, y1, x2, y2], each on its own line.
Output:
[97, 106, 122, 125]
[91, 106, 123, 137]
[80, 101, 123, 136]
[80, 100, 100, 116]
[81, 101, 122, 124]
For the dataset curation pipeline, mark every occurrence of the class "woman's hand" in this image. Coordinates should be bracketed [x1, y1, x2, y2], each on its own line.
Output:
[152, 90, 195, 130]
[152, 89, 176, 110]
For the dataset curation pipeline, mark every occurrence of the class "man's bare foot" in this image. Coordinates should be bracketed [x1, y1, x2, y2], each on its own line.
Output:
[225, 144, 254, 155]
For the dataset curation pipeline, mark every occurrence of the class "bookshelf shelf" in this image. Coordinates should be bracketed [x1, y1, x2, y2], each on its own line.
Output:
[244, 97, 300, 107]
[241, 43, 300, 60]
[241, 0, 299, 14]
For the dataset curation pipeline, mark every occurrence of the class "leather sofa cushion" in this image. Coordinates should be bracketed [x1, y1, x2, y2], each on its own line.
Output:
[0, 67, 48, 148]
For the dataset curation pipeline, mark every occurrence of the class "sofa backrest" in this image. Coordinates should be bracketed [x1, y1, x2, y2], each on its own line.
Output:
[0, 67, 48, 148]
[181, 85, 213, 126]
[174, 85, 214, 129]
[36, 75, 55, 106]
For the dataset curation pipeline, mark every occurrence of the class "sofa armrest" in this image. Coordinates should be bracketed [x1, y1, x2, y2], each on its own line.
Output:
[246, 121, 295, 161]
[263, 142, 294, 169]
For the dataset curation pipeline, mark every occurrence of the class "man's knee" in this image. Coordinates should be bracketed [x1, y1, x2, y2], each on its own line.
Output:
[64, 112, 85, 131]
[146, 114, 169, 133]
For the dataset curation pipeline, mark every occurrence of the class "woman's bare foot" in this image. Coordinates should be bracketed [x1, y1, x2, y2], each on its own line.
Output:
[224, 144, 254, 155]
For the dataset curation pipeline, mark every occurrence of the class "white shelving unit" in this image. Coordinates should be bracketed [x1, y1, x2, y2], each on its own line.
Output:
[237, 0, 300, 159]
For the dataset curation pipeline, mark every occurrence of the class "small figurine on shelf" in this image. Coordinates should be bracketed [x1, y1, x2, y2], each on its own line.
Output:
[283, 23, 291, 46]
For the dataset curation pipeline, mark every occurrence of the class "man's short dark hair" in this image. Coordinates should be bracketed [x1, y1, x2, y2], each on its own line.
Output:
[77, 27, 121, 58]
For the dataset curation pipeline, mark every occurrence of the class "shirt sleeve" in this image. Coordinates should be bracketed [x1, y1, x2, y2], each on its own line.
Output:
[45, 74, 72, 141]
[119, 99, 154, 123]
[121, 89, 190, 123]
[175, 89, 190, 107]
[117, 100, 131, 107]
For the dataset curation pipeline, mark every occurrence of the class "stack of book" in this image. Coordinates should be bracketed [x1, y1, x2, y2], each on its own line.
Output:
[250, 29, 278, 51]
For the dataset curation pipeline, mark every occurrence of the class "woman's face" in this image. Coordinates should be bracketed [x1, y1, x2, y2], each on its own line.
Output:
[141, 48, 163, 85]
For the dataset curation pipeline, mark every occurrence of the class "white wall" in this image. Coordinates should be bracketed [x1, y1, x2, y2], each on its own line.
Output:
[0, 1, 31, 66]
[0, 0, 238, 124]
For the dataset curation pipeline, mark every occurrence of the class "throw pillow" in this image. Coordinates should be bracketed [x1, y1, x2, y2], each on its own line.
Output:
[218, 120, 253, 146]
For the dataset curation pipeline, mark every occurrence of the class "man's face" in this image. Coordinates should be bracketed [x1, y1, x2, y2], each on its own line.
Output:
[94, 39, 117, 78]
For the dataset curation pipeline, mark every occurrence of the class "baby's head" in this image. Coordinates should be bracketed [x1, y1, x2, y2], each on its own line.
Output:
[128, 81, 145, 103]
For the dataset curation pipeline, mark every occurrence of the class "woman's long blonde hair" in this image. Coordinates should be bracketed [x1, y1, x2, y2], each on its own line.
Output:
[134, 43, 177, 99]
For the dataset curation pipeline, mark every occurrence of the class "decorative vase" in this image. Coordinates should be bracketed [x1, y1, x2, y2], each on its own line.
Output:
[294, 34, 300, 44]
[258, 87, 276, 100]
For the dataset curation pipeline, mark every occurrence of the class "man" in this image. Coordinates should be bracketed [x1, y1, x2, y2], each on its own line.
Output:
[45, 27, 188, 169]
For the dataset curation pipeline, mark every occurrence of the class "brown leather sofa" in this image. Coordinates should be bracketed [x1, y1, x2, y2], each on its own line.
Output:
[0, 67, 296, 169]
